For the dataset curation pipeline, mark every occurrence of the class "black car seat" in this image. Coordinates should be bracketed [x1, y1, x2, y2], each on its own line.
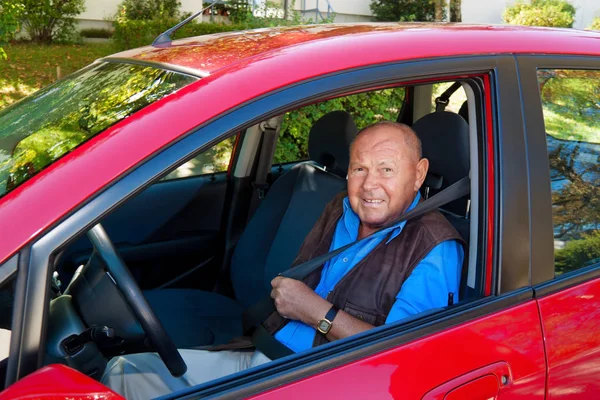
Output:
[411, 111, 472, 298]
[144, 111, 357, 347]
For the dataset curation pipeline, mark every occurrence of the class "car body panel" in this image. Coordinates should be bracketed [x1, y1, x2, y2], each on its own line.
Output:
[537, 277, 600, 399]
[247, 301, 546, 399]
[0, 364, 124, 400]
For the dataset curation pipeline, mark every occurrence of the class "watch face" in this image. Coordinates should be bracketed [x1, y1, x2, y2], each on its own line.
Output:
[318, 319, 331, 334]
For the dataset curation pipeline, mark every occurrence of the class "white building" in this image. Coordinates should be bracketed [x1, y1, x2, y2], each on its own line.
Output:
[80, 0, 599, 31]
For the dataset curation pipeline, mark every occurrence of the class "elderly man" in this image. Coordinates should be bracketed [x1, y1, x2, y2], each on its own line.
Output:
[102, 121, 464, 398]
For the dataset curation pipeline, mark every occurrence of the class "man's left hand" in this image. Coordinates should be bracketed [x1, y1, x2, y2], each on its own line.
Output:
[270, 276, 330, 325]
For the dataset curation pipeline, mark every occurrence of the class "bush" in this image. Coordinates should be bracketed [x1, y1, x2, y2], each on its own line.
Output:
[80, 28, 113, 39]
[112, 19, 262, 50]
[555, 231, 600, 275]
[589, 17, 600, 30]
[503, 0, 576, 28]
[20, 0, 86, 44]
[117, 0, 182, 21]
[370, 0, 441, 22]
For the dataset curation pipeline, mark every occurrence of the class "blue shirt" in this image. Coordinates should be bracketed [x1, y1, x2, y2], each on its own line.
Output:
[275, 192, 464, 353]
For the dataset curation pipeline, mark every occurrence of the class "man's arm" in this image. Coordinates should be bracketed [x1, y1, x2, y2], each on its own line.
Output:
[386, 239, 464, 323]
[271, 277, 375, 341]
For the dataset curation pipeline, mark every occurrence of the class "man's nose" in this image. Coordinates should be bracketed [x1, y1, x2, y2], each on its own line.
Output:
[361, 170, 379, 191]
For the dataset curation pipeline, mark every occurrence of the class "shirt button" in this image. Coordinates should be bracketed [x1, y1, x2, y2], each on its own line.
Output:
[343, 257, 348, 262]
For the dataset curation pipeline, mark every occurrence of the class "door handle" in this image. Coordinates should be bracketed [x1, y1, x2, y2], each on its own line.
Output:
[422, 361, 512, 400]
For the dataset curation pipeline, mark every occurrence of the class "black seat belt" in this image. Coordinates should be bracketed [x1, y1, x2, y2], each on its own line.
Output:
[243, 176, 471, 359]
[435, 82, 462, 112]
[248, 120, 279, 219]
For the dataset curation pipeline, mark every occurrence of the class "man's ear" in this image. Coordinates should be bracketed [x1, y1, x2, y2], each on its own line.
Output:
[414, 158, 429, 191]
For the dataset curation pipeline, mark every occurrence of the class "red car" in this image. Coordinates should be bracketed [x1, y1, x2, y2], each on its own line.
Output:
[0, 23, 599, 399]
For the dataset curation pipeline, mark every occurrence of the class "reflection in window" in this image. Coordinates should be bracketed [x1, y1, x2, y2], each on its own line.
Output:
[538, 69, 600, 275]
[163, 136, 236, 180]
[0, 62, 197, 197]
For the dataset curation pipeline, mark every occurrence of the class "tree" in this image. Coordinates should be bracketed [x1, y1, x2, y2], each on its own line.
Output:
[0, 0, 24, 59]
[589, 17, 600, 30]
[503, 0, 576, 28]
[370, 0, 440, 22]
[21, 0, 86, 44]
[450, 0, 462, 22]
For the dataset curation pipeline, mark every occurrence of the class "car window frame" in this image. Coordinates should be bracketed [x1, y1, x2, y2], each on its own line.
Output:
[515, 55, 600, 296]
[8, 55, 519, 391]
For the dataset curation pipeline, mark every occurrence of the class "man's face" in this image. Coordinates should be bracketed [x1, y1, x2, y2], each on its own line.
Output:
[348, 126, 428, 233]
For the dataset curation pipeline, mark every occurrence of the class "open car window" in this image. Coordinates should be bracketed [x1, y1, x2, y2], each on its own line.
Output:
[0, 62, 197, 197]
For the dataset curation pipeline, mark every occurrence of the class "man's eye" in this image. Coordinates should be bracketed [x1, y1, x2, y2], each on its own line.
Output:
[354, 168, 364, 172]
[382, 168, 393, 173]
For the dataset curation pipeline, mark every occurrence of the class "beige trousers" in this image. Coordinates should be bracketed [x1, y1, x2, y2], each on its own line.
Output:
[101, 349, 271, 400]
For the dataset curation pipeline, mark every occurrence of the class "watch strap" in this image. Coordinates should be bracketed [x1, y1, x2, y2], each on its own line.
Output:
[324, 304, 339, 323]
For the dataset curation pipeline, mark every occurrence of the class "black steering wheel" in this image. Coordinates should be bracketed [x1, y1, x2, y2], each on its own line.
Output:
[86, 223, 187, 377]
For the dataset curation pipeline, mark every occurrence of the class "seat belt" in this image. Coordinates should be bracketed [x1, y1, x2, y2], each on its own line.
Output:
[248, 119, 280, 220]
[243, 176, 471, 359]
[435, 82, 462, 112]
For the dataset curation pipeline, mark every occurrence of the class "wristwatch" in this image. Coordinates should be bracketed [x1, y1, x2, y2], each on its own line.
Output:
[316, 305, 339, 335]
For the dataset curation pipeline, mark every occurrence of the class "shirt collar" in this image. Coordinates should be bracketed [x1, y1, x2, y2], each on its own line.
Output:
[342, 191, 421, 244]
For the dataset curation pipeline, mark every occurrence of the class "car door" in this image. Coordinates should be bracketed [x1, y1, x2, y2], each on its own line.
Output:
[518, 56, 600, 398]
[3, 55, 547, 398]
[191, 59, 546, 400]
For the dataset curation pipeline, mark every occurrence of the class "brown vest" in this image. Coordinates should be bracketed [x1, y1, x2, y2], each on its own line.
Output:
[268, 192, 465, 347]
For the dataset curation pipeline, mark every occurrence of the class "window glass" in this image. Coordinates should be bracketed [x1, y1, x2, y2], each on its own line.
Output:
[0, 62, 197, 197]
[431, 81, 467, 113]
[163, 136, 236, 180]
[538, 69, 600, 275]
[274, 87, 405, 164]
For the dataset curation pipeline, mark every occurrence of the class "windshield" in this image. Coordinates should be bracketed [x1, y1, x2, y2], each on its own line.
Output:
[0, 62, 197, 198]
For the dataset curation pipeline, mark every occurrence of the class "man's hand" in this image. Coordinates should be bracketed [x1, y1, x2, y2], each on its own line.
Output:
[270, 276, 330, 326]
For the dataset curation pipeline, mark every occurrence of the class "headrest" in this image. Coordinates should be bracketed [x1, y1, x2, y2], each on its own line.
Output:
[412, 111, 470, 214]
[308, 111, 357, 177]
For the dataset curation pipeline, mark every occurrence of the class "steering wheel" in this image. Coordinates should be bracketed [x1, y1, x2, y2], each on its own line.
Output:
[86, 223, 187, 377]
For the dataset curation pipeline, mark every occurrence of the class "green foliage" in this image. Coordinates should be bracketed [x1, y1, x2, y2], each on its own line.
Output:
[555, 231, 600, 274]
[79, 28, 114, 39]
[0, 62, 195, 194]
[116, 0, 182, 21]
[503, 0, 576, 28]
[539, 69, 600, 142]
[0, 0, 24, 59]
[20, 0, 86, 44]
[590, 17, 600, 30]
[274, 88, 405, 164]
[370, 0, 440, 22]
[227, 0, 253, 24]
[112, 19, 260, 50]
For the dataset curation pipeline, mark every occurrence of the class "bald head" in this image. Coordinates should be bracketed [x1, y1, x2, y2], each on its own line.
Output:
[351, 121, 422, 162]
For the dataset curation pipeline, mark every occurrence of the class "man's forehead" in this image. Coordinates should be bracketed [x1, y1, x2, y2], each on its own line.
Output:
[351, 125, 419, 161]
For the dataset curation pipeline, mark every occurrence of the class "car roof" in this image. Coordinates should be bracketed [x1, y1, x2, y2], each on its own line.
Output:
[106, 23, 600, 76]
